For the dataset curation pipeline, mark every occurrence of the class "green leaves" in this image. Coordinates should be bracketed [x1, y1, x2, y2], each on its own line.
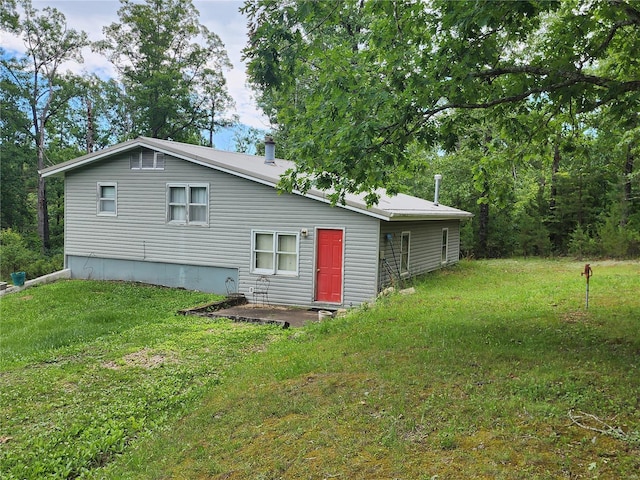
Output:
[243, 0, 640, 203]
[99, 0, 234, 142]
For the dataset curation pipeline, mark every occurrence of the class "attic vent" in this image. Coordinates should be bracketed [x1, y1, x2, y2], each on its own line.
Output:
[130, 149, 165, 170]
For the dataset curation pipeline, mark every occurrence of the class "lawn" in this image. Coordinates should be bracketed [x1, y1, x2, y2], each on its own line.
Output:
[0, 281, 288, 478]
[1, 259, 639, 479]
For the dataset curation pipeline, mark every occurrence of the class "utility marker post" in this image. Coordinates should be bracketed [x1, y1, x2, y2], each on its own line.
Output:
[581, 264, 593, 309]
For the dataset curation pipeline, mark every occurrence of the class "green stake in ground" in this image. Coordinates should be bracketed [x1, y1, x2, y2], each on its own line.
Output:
[581, 264, 593, 309]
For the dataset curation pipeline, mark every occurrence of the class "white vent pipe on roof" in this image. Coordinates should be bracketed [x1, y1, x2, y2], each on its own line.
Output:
[264, 136, 275, 165]
[434, 174, 442, 206]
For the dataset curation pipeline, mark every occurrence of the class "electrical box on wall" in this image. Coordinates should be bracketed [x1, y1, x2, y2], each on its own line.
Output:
[379, 249, 385, 260]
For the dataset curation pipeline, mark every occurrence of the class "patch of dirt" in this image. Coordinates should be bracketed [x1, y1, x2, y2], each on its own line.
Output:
[19, 295, 33, 300]
[102, 347, 177, 370]
[561, 310, 589, 323]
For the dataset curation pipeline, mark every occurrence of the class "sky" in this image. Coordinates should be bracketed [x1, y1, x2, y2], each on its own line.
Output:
[2, 0, 271, 131]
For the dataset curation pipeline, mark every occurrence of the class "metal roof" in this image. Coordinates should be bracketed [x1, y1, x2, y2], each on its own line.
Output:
[40, 137, 473, 222]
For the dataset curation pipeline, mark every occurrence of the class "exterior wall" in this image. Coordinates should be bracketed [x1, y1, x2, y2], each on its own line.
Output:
[378, 220, 461, 288]
[63, 152, 381, 307]
[66, 255, 237, 293]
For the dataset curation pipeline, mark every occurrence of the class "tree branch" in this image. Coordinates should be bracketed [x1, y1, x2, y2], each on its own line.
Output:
[568, 409, 639, 444]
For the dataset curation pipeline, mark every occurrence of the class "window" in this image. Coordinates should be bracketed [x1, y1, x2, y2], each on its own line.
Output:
[97, 183, 117, 216]
[400, 231, 410, 275]
[254, 232, 274, 271]
[251, 230, 299, 275]
[441, 228, 449, 263]
[167, 184, 208, 225]
[277, 234, 298, 273]
[130, 149, 165, 170]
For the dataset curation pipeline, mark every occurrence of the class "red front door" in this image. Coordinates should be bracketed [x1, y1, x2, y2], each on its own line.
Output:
[316, 229, 343, 303]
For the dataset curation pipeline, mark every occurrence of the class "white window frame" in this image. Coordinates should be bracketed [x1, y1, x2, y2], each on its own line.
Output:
[166, 183, 209, 226]
[441, 228, 449, 264]
[251, 230, 299, 276]
[130, 150, 165, 170]
[400, 231, 410, 276]
[97, 182, 117, 216]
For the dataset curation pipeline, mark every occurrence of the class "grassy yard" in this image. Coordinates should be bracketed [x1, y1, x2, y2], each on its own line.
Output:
[1, 260, 639, 479]
[0, 281, 288, 478]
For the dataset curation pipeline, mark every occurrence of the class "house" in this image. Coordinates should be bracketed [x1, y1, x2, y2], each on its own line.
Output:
[40, 137, 472, 308]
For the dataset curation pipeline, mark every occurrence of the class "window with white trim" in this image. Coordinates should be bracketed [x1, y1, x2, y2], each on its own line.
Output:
[167, 183, 209, 225]
[130, 149, 165, 170]
[441, 228, 449, 263]
[400, 231, 410, 274]
[97, 182, 117, 216]
[251, 230, 299, 275]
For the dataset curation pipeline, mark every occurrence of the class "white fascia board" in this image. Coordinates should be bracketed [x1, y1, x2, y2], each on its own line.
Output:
[385, 212, 474, 221]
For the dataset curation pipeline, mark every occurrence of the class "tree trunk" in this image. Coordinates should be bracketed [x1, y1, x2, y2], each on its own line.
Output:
[550, 141, 560, 211]
[208, 99, 215, 148]
[621, 143, 634, 226]
[86, 97, 94, 153]
[548, 141, 561, 250]
[478, 178, 490, 258]
[37, 140, 50, 253]
[624, 144, 634, 201]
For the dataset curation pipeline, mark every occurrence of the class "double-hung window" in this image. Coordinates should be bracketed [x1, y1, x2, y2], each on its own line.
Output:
[167, 183, 209, 225]
[97, 182, 117, 216]
[400, 231, 410, 275]
[252, 230, 299, 275]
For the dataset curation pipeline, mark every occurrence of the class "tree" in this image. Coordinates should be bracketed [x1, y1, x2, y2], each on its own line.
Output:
[202, 73, 237, 148]
[0, 0, 88, 252]
[233, 125, 267, 154]
[0, 0, 18, 30]
[98, 0, 234, 142]
[242, 0, 640, 203]
[0, 73, 34, 232]
[52, 74, 131, 153]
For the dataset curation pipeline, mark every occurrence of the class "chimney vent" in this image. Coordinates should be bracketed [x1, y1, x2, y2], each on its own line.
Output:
[434, 174, 442, 206]
[264, 136, 275, 165]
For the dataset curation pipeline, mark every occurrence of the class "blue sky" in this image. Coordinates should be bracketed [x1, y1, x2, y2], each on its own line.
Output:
[2, 0, 270, 134]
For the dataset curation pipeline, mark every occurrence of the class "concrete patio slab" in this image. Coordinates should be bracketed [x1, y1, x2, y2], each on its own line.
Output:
[207, 304, 330, 328]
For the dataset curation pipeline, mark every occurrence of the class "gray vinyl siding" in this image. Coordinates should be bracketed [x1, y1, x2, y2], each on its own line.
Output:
[64, 152, 380, 307]
[378, 220, 461, 288]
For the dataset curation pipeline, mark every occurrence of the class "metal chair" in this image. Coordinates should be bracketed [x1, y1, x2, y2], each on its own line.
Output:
[225, 277, 237, 297]
[253, 275, 270, 305]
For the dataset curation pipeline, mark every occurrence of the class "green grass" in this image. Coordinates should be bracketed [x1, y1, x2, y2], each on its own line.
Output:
[0, 281, 288, 479]
[1, 260, 639, 479]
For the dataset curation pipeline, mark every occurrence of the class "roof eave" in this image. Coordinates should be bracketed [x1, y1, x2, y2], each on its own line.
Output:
[385, 212, 474, 221]
[39, 138, 144, 177]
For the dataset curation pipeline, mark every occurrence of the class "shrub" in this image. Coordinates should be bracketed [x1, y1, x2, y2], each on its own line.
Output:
[0, 228, 31, 280]
[597, 215, 640, 258]
[26, 254, 64, 279]
[568, 224, 598, 259]
[0, 229, 64, 282]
